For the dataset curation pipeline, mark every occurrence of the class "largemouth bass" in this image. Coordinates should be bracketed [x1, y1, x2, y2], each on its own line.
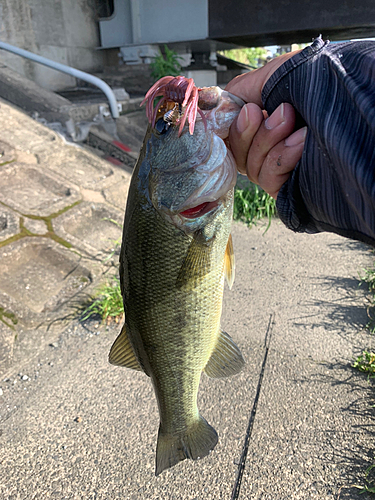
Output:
[109, 79, 245, 475]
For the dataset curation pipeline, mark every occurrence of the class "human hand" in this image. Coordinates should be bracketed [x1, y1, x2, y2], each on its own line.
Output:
[225, 51, 307, 199]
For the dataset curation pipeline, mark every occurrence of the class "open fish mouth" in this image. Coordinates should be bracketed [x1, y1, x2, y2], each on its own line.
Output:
[146, 80, 243, 230]
[179, 200, 219, 219]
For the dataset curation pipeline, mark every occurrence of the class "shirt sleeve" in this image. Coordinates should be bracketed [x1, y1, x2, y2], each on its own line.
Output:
[261, 36, 375, 247]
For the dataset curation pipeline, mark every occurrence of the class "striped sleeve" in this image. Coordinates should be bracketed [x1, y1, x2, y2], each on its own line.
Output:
[262, 37, 375, 247]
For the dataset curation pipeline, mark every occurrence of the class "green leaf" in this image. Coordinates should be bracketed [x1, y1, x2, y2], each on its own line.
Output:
[150, 45, 183, 81]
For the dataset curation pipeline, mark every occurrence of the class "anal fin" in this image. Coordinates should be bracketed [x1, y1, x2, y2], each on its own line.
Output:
[204, 329, 245, 378]
[109, 323, 143, 371]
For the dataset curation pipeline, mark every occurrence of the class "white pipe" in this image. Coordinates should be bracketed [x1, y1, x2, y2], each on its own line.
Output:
[0, 41, 119, 119]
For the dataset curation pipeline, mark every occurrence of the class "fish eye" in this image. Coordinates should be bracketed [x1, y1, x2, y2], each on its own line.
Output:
[154, 117, 171, 135]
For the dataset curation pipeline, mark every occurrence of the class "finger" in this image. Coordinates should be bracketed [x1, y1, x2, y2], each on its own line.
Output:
[246, 103, 296, 183]
[228, 103, 264, 175]
[258, 127, 307, 199]
[225, 70, 264, 107]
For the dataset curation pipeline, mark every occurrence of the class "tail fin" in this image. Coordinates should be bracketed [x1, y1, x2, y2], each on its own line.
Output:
[155, 416, 218, 476]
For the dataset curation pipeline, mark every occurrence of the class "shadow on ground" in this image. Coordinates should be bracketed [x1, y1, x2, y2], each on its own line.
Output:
[291, 274, 371, 341]
[298, 362, 375, 499]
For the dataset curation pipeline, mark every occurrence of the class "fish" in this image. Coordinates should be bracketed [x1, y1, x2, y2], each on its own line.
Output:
[109, 77, 245, 476]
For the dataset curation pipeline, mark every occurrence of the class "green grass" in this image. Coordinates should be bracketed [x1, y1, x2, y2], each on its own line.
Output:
[351, 350, 375, 496]
[361, 263, 375, 294]
[81, 278, 124, 324]
[347, 264, 375, 495]
[233, 184, 276, 230]
[357, 464, 375, 494]
[353, 350, 375, 378]
[337, 465, 375, 496]
[363, 464, 375, 493]
[359, 261, 375, 333]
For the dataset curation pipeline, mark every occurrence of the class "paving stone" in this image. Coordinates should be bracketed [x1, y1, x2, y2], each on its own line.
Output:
[22, 218, 48, 235]
[0, 163, 81, 217]
[38, 147, 114, 190]
[0, 100, 133, 361]
[0, 239, 92, 322]
[79, 188, 106, 204]
[102, 174, 131, 210]
[15, 150, 38, 165]
[54, 202, 123, 256]
[0, 140, 16, 165]
[0, 206, 19, 243]
[0, 106, 59, 150]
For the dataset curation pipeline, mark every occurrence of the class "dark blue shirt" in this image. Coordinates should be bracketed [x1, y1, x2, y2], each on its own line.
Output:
[262, 37, 375, 247]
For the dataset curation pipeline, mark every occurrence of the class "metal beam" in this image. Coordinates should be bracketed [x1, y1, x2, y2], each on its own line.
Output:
[208, 0, 375, 46]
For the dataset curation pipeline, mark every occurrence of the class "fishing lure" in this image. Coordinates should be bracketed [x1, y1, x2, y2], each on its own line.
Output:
[141, 75, 206, 136]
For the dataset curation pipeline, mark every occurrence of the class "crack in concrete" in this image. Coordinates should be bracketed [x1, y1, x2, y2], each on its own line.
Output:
[231, 313, 275, 500]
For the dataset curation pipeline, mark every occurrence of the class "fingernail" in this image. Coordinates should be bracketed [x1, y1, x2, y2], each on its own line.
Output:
[236, 105, 249, 134]
[265, 103, 285, 130]
[285, 126, 307, 146]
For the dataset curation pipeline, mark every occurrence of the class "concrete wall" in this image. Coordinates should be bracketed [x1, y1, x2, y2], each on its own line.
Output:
[0, 0, 104, 91]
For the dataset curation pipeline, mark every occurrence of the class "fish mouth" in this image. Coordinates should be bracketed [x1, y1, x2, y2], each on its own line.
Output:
[179, 200, 219, 219]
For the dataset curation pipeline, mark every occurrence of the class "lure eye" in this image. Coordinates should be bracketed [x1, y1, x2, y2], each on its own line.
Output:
[154, 117, 171, 135]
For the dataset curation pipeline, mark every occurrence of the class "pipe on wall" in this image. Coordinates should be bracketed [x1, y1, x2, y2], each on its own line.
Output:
[0, 41, 120, 119]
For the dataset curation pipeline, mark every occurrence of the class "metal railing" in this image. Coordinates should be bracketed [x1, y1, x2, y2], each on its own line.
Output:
[0, 41, 119, 119]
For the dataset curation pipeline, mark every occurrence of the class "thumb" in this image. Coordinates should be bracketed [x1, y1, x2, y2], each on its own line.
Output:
[228, 103, 264, 175]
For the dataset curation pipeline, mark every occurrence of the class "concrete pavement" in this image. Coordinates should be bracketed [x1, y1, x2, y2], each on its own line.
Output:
[0, 98, 133, 375]
[0, 100, 375, 499]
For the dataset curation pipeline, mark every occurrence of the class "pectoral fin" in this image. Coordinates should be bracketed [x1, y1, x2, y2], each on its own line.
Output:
[224, 233, 235, 289]
[176, 232, 214, 288]
[204, 329, 245, 378]
[109, 323, 143, 371]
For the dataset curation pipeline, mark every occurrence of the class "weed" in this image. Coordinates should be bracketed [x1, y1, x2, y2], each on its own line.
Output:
[150, 45, 183, 82]
[233, 184, 276, 230]
[353, 351, 375, 378]
[360, 464, 375, 494]
[0, 306, 18, 330]
[359, 261, 375, 333]
[81, 278, 124, 324]
[336, 464, 375, 497]
[361, 264, 375, 293]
